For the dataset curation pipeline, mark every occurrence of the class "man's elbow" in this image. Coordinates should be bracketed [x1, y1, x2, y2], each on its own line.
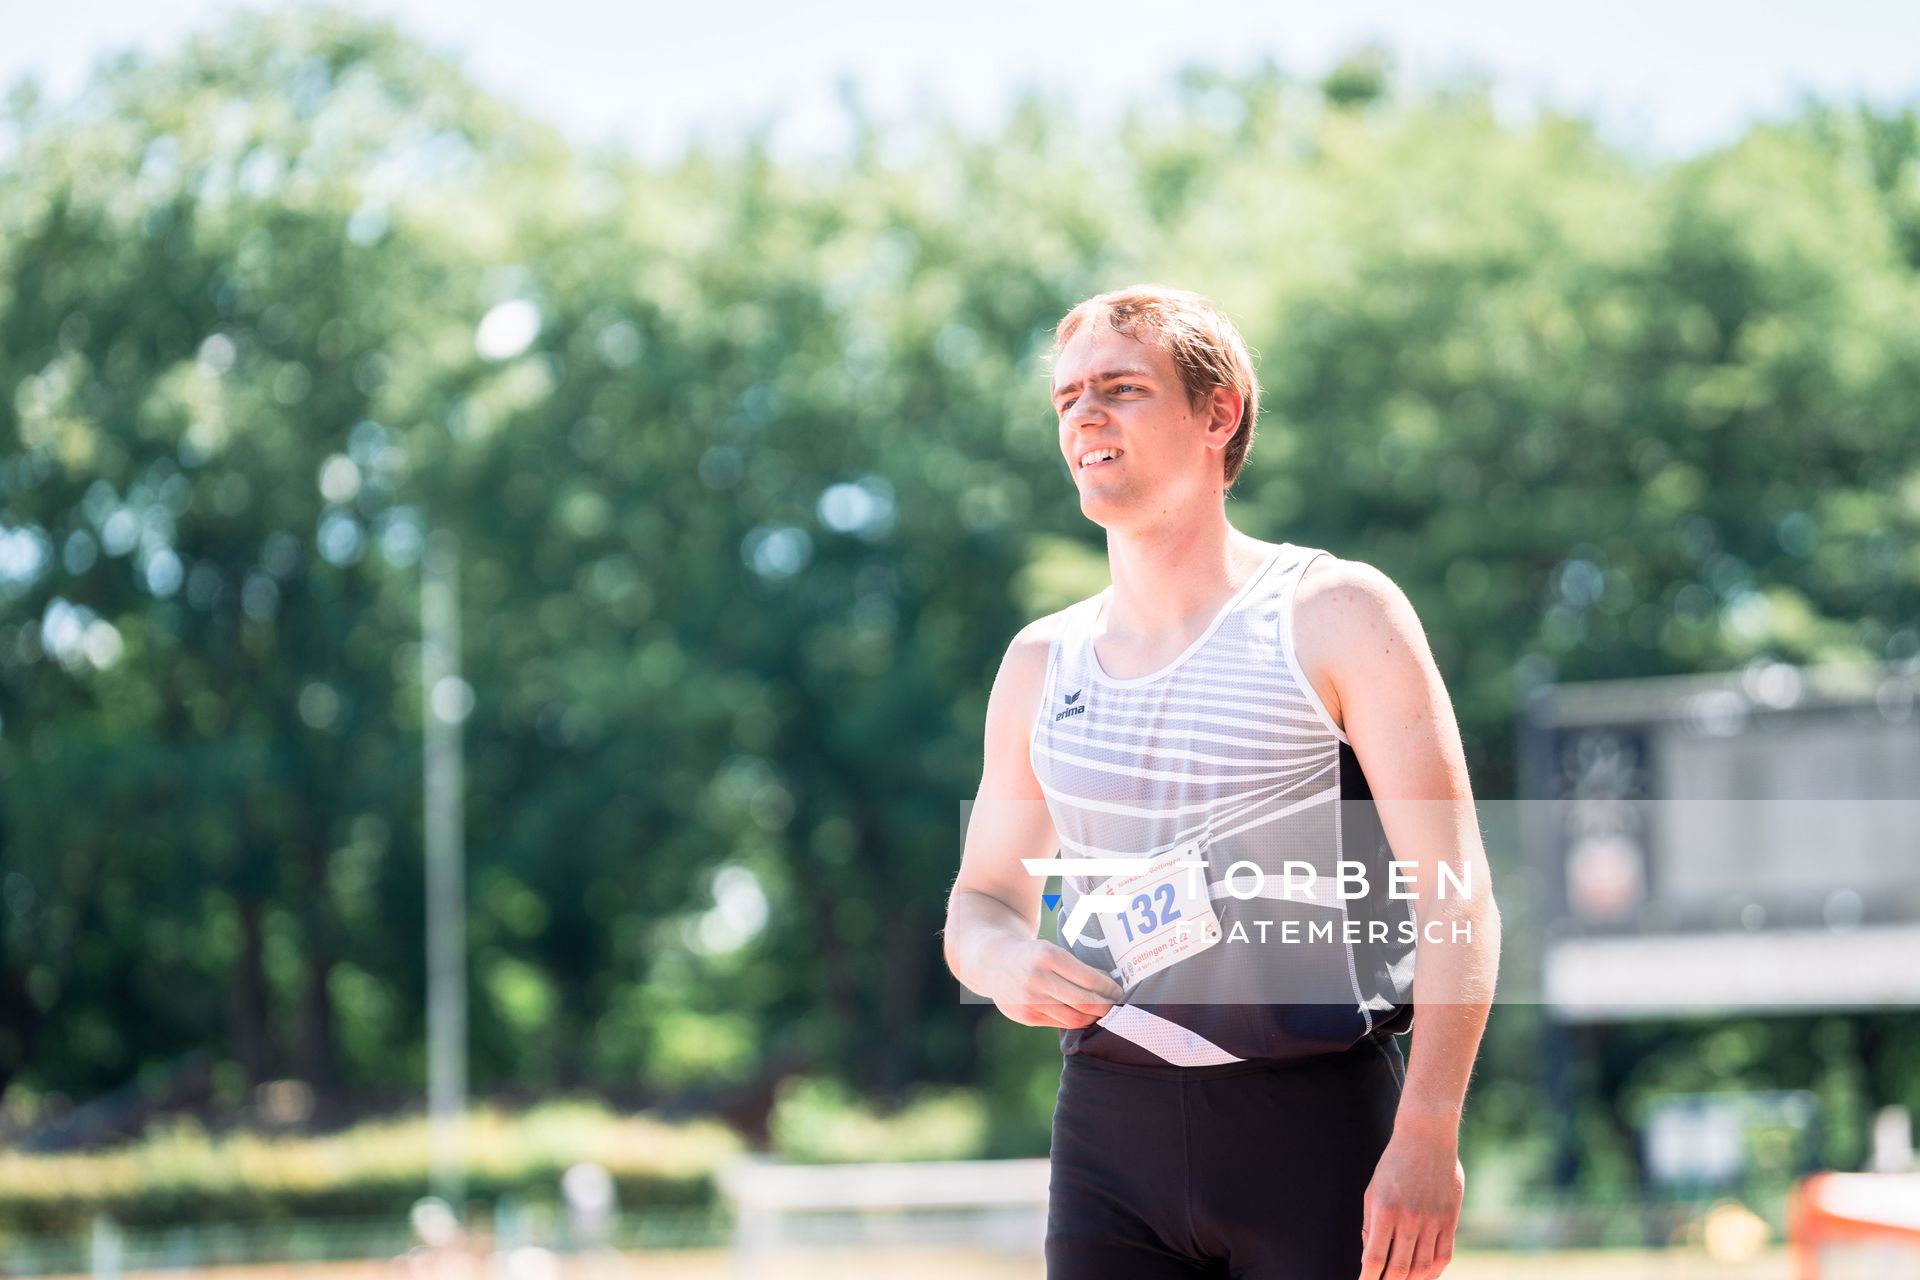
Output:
[941, 919, 964, 979]
[942, 886, 981, 976]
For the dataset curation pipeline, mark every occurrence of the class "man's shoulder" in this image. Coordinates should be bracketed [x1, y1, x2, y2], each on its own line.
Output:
[1003, 603, 1078, 674]
[1292, 554, 1430, 728]
[984, 605, 1085, 740]
[1295, 553, 1418, 625]
[997, 590, 1107, 694]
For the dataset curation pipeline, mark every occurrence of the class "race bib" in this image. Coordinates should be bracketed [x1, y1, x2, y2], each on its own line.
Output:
[1099, 838, 1222, 990]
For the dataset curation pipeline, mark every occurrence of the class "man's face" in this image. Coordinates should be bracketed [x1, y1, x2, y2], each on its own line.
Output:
[1050, 324, 1233, 528]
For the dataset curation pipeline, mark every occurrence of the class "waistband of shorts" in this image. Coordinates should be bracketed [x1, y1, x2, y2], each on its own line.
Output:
[1063, 1029, 1396, 1082]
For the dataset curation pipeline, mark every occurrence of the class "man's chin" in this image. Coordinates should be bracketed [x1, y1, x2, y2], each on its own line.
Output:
[1078, 490, 1134, 525]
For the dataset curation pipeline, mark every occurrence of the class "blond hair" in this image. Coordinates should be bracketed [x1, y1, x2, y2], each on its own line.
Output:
[1050, 284, 1262, 488]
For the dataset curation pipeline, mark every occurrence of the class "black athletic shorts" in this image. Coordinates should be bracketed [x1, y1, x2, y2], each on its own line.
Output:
[1045, 1030, 1407, 1279]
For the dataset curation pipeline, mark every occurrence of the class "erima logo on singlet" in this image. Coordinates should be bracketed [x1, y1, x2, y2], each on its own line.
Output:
[1055, 689, 1086, 721]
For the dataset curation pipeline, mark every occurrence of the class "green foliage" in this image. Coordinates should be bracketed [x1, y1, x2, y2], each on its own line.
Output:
[768, 1076, 987, 1164]
[1320, 45, 1394, 110]
[0, 1100, 737, 1237]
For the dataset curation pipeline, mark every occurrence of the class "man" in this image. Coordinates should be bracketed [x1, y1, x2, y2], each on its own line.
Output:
[943, 284, 1500, 1280]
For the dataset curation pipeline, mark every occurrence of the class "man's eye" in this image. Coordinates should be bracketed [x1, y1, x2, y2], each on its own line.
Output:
[1117, 385, 1142, 393]
[1058, 398, 1076, 412]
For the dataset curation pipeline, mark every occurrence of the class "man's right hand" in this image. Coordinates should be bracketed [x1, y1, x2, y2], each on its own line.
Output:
[985, 938, 1129, 1029]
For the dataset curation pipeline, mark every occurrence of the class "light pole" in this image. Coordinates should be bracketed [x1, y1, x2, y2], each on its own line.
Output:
[421, 528, 468, 1210]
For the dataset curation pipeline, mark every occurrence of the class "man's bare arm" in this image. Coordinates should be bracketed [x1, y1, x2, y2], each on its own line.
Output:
[943, 619, 1127, 1028]
[1297, 556, 1500, 1280]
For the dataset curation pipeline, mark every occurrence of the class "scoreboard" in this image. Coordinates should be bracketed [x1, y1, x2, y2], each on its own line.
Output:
[1518, 660, 1920, 1019]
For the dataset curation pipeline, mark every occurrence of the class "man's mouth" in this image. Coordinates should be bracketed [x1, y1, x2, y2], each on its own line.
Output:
[1078, 447, 1124, 471]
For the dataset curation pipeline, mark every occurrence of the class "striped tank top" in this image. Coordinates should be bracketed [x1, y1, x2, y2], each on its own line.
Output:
[1029, 541, 1416, 1068]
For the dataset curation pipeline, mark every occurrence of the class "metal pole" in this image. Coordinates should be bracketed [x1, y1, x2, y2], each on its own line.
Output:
[422, 529, 468, 1210]
[1518, 680, 1582, 1192]
[89, 1213, 122, 1280]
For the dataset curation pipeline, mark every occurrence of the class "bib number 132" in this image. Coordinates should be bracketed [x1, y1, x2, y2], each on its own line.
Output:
[1113, 882, 1183, 943]
[1098, 841, 1222, 990]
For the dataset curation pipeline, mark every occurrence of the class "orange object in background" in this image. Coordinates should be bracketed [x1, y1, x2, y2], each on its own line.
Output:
[1788, 1172, 1920, 1280]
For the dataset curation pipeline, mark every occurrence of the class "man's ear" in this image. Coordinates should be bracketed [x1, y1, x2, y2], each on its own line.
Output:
[1203, 385, 1242, 447]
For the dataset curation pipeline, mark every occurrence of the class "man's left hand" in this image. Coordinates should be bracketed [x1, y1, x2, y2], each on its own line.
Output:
[1356, 1116, 1465, 1280]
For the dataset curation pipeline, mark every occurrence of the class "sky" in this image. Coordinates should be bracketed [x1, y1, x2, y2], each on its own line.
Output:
[4, 0, 1918, 164]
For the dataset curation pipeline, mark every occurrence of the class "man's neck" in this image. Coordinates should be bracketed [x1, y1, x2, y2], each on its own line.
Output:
[1101, 513, 1267, 641]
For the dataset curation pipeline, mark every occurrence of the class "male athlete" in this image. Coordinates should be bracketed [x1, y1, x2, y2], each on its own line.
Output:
[943, 285, 1500, 1280]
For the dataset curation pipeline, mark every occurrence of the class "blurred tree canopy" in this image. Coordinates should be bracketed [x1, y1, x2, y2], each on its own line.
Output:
[1, 8, 1917, 1189]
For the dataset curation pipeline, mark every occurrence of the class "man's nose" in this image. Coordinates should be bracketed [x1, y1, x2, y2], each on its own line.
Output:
[1063, 393, 1106, 428]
